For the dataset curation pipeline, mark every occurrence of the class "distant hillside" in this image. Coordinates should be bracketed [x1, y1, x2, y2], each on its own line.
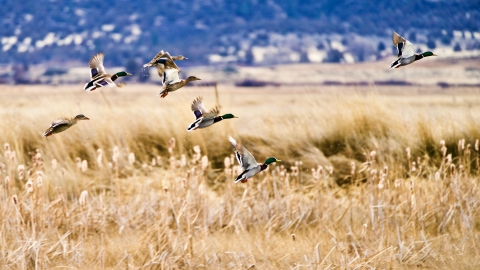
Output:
[1, 0, 479, 69]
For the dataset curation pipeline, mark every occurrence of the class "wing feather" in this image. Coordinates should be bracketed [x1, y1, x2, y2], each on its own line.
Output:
[89, 53, 106, 79]
[191, 96, 208, 119]
[203, 106, 221, 119]
[392, 31, 414, 58]
[163, 66, 181, 85]
[228, 136, 258, 170]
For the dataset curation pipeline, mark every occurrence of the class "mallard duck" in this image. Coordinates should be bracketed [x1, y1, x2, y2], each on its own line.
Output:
[228, 136, 281, 183]
[187, 96, 238, 131]
[390, 31, 437, 69]
[158, 58, 201, 98]
[84, 52, 132, 91]
[43, 114, 90, 137]
[143, 50, 187, 78]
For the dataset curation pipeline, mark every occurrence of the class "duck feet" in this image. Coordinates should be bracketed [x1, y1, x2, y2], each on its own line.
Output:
[160, 92, 169, 98]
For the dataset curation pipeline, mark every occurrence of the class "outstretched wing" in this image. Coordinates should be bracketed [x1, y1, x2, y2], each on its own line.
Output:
[143, 49, 165, 67]
[156, 65, 165, 78]
[203, 106, 220, 119]
[392, 31, 414, 58]
[50, 118, 68, 128]
[89, 52, 106, 80]
[163, 63, 181, 85]
[191, 96, 208, 119]
[228, 136, 258, 170]
[95, 78, 115, 88]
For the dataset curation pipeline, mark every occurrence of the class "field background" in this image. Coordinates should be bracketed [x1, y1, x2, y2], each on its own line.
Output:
[1, 58, 480, 269]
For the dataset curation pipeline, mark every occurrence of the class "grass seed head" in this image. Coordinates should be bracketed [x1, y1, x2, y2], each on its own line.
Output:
[201, 156, 209, 171]
[36, 174, 43, 187]
[128, 152, 135, 165]
[26, 180, 33, 193]
[97, 149, 103, 167]
[81, 160, 88, 172]
[180, 154, 187, 167]
[12, 194, 18, 205]
[51, 159, 57, 170]
[79, 190, 88, 206]
[112, 146, 119, 163]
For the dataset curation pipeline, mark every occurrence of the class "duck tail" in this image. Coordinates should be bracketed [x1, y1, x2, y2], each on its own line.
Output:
[43, 128, 54, 137]
[187, 118, 202, 132]
[234, 170, 248, 183]
[390, 59, 401, 69]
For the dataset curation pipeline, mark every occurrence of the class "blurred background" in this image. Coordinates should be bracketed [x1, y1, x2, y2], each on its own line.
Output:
[1, 0, 480, 85]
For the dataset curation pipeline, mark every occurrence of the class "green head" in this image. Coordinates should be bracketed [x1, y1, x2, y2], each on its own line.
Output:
[264, 157, 281, 165]
[116, 71, 132, 77]
[222, 114, 238, 119]
[422, 51, 437, 57]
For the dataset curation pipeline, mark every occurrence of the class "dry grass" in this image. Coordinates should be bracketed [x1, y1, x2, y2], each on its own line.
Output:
[1, 84, 480, 269]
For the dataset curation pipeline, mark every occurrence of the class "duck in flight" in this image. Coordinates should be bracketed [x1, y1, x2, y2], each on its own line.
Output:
[187, 96, 237, 131]
[228, 136, 281, 183]
[158, 58, 200, 98]
[390, 31, 436, 69]
[43, 114, 90, 137]
[84, 52, 131, 91]
[143, 50, 187, 79]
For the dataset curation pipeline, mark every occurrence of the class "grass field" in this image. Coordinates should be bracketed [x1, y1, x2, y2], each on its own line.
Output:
[1, 81, 480, 269]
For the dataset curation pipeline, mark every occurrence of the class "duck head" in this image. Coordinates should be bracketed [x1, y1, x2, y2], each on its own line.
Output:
[116, 71, 132, 77]
[174, 55, 188, 60]
[264, 157, 281, 165]
[221, 114, 238, 119]
[74, 114, 90, 120]
[186, 76, 201, 82]
[422, 51, 437, 57]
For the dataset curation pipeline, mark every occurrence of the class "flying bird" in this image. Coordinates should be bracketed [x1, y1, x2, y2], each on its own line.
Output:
[143, 50, 187, 79]
[228, 136, 281, 183]
[390, 31, 437, 69]
[43, 114, 90, 137]
[158, 58, 200, 98]
[187, 96, 237, 131]
[84, 52, 132, 91]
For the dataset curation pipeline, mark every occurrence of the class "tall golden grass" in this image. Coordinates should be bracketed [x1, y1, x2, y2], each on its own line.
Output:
[1, 84, 480, 269]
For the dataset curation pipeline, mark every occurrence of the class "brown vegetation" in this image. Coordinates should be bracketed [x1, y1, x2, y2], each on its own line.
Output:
[1, 84, 480, 269]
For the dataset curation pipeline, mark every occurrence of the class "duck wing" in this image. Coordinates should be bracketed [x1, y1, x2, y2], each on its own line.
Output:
[143, 49, 165, 67]
[191, 96, 208, 119]
[203, 106, 220, 119]
[392, 31, 414, 58]
[50, 118, 69, 127]
[94, 77, 115, 88]
[163, 64, 181, 85]
[228, 136, 259, 170]
[89, 53, 106, 80]
[156, 65, 166, 78]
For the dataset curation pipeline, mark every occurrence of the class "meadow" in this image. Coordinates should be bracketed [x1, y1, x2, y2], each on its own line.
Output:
[1, 82, 480, 269]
